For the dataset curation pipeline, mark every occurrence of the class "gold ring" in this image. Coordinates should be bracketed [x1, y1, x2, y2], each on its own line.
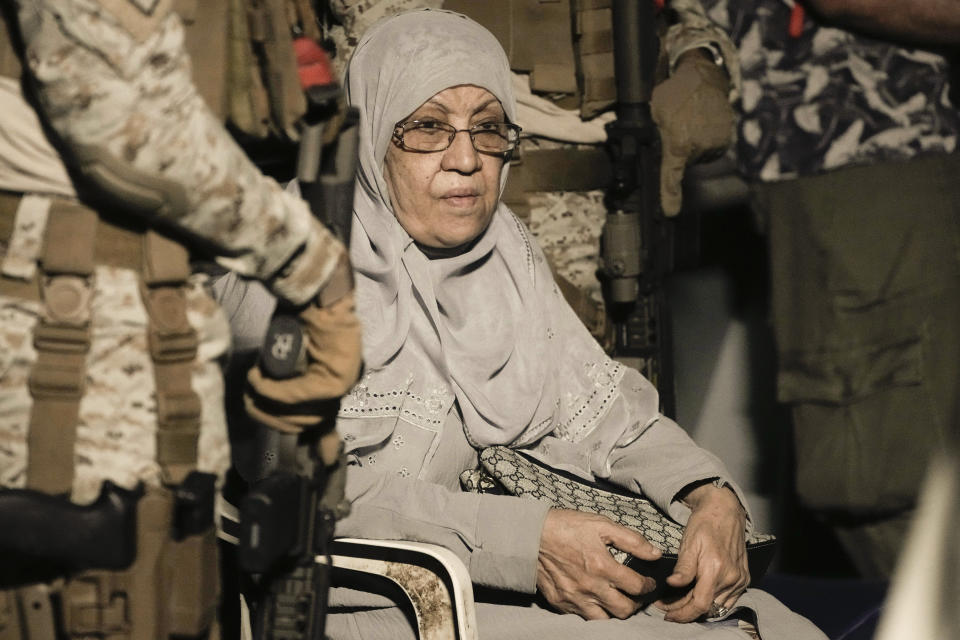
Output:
[708, 601, 730, 618]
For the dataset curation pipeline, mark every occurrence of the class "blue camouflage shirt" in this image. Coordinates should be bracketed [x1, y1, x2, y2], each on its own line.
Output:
[702, 0, 959, 182]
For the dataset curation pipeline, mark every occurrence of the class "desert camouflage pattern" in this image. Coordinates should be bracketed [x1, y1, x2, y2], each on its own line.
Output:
[1, 195, 49, 281]
[0, 294, 38, 491]
[0, 264, 230, 503]
[703, 0, 959, 182]
[526, 188, 607, 306]
[187, 273, 233, 490]
[14, 0, 343, 306]
[327, 0, 444, 78]
[517, 137, 607, 307]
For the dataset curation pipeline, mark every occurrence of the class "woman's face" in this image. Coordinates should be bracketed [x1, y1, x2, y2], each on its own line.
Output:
[383, 85, 505, 249]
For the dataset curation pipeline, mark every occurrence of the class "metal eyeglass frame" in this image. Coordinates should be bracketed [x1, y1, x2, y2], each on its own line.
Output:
[392, 120, 522, 156]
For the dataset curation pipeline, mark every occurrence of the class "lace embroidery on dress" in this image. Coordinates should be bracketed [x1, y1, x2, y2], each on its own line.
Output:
[553, 359, 625, 444]
[339, 370, 455, 431]
[508, 210, 536, 282]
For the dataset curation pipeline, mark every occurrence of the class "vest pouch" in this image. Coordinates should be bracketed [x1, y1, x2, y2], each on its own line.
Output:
[58, 486, 218, 639]
[60, 488, 170, 640]
[164, 526, 220, 637]
[756, 158, 960, 516]
[444, 0, 579, 96]
[0, 590, 24, 640]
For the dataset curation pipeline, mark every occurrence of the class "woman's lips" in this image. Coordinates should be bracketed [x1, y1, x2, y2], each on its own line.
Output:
[442, 190, 480, 207]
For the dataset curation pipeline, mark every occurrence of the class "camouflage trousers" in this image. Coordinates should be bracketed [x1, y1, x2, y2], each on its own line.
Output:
[754, 152, 960, 578]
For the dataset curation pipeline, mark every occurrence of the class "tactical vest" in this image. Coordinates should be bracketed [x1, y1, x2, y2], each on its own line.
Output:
[183, 0, 315, 140]
[443, 0, 617, 119]
[0, 1, 320, 635]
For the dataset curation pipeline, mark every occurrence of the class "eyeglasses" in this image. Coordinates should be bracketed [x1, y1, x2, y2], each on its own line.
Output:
[392, 120, 522, 154]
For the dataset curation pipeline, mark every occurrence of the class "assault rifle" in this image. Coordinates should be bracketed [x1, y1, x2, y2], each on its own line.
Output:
[602, 0, 676, 416]
[238, 39, 359, 640]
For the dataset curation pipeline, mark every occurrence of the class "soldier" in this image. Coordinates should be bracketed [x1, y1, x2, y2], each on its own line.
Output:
[701, 0, 960, 578]
[0, 1, 361, 637]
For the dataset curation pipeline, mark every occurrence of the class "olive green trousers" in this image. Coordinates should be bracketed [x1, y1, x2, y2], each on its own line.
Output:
[753, 152, 960, 578]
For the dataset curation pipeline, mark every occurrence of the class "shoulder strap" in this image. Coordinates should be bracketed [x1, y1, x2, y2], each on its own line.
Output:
[141, 231, 202, 486]
[26, 201, 97, 495]
[19, 196, 204, 491]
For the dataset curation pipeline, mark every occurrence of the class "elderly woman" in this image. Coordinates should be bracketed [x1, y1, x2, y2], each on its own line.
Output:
[217, 8, 825, 640]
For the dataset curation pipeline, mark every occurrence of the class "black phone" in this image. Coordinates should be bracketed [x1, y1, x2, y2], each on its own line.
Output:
[623, 538, 778, 604]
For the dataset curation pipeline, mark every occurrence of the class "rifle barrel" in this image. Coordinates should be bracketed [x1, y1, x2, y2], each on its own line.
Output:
[611, 0, 658, 113]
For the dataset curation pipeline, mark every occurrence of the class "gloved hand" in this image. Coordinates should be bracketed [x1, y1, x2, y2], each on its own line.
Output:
[245, 255, 363, 434]
[651, 48, 734, 217]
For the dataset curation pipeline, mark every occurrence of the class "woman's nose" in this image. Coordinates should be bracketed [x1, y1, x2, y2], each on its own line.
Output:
[440, 129, 482, 173]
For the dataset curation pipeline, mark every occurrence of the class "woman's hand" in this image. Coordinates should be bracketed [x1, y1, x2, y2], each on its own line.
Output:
[656, 483, 749, 622]
[536, 509, 663, 620]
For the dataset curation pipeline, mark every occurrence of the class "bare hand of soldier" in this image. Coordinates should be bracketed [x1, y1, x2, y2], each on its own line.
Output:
[651, 48, 734, 217]
[245, 255, 363, 434]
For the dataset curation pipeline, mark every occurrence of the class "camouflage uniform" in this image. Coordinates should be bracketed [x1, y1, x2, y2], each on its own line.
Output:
[703, 0, 960, 578]
[0, 0, 351, 634]
[1, 0, 344, 493]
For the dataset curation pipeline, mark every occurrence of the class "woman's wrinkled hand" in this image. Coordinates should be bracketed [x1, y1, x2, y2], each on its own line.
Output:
[656, 483, 749, 622]
[536, 509, 662, 620]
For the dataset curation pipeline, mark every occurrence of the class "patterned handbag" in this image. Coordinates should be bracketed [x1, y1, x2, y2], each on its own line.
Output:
[461, 446, 777, 601]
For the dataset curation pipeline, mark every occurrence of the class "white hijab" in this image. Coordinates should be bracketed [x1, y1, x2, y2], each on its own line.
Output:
[345, 9, 658, 450]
